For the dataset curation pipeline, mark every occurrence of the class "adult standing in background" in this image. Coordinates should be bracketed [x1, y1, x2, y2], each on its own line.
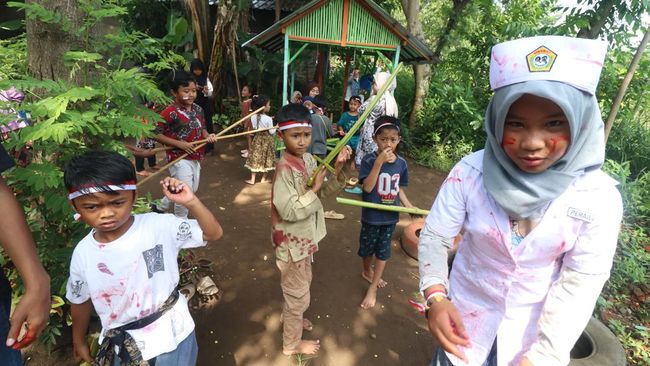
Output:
[355, 71, 398, 167]
[343, 68, 361, 111]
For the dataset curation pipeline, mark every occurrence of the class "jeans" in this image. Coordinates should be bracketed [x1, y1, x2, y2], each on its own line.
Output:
[430, 340, 497, 366]
[111, 330, 198, 366]
[0, 272, 22, 366]
[157, 159, 201, 218]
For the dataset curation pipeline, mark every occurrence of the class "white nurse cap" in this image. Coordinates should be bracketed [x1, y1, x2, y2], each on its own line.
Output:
[489, 36, 608, 95]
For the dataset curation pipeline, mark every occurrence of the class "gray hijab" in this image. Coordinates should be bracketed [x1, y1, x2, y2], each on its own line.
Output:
[483, 80, 605, 219]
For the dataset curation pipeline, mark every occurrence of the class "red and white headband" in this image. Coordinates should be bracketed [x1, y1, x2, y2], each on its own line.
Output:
[278, 120, 312, 131]
[68, 180, 137, 200]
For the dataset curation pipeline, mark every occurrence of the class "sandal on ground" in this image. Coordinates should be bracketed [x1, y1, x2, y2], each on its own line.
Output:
[136, 170, 151, 177]
[344, 187, 363, 195]
[179, 284, 196, 301]
[196, 276, 219, 296]
[324, 210, 345, 220]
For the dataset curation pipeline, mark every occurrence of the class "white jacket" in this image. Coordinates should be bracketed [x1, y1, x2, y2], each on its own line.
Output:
[419, 150, 622, 365]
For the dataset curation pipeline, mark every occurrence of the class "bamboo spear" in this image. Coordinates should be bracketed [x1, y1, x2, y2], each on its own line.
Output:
[146, 127, 274, 154]
[136, 106, 265, 187]
[336, 197, 430, 216]
[137, 143, 207, 186]
[308, 63, 403, 186]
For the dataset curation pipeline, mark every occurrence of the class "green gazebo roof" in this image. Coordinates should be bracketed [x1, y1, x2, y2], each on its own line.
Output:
[242, 0, 434, 63]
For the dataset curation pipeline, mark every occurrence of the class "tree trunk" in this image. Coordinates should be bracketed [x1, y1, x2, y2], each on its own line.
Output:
[209, 0, 239, 112]
[402, 0, 470, 128]
[25, 0, 84, 83]
[576, 0, 616, 39]
[604, 29, 650, 142]
[184, 0, 211, 63]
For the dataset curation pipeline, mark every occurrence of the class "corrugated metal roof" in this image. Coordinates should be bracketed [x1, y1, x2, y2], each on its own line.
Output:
[242, 0, 434, 63]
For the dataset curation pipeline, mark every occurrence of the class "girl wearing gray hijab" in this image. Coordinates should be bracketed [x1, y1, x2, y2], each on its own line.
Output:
[418, 36, 622, 366]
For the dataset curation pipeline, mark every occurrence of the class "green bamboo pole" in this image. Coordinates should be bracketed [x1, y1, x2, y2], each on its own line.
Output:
[308, 63, 403, 186]
[336, 197, 430, 216]
[312, 155, 336, 174]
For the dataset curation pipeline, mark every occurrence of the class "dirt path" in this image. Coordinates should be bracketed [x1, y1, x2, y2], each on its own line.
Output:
[25, 140, 447, 366]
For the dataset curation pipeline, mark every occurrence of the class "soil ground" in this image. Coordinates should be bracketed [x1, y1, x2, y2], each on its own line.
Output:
[25, 140, 447, 366]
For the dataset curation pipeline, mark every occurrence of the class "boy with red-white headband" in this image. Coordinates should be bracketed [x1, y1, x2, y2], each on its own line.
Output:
[271, 104, 351, 356]
[64, 150, 222, 366]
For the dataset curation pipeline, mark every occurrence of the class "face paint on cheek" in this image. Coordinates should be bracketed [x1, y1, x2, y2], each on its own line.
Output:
[549, 135, 570, 152]
[501, 136, 517, 147]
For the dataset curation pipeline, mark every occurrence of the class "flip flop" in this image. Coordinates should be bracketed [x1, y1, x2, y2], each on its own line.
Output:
[179, 284, 196, 301]
[196, 276, 219, 296]
[324, 210, 345, 220]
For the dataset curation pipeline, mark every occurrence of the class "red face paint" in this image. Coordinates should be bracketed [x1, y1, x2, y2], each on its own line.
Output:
[501, 136, 517, 147]
[549, 135, 569, 152]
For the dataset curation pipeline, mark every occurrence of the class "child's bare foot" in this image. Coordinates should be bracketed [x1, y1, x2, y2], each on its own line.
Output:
[244, 179, 255, 185]
[260, 178, 269, 183]
[361, 271, 387, 288]
[303, 318, 313, 331]
[283, 340, 321, 355]
[360, 287, 377, 309]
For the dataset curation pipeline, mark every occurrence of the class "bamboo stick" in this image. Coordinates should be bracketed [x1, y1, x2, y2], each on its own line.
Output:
[127, 106, 264, 158]
[336, 197, 430, 216]
[147, 127, 274, 154]
[308, 63, 403, 186]
[312, 155, 336, 174]
[217, 106, 265, 137]
[136, 143, 207, 187]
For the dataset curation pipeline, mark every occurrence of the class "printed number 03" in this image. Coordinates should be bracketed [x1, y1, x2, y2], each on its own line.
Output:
[377, 173, 400, 195]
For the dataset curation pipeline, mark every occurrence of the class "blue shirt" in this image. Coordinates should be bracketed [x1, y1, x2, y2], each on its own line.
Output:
[359, 152, 408, 225]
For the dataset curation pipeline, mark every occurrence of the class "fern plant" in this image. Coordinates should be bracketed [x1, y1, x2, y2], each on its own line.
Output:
[0, 0, 187, 348]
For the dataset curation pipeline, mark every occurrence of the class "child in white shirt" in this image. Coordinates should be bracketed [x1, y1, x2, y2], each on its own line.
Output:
[65, 150, 223, 365]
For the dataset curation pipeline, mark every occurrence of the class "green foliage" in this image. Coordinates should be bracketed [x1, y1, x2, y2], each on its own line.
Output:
[1, 0, 183, 348]
[599, 160, 650, 364]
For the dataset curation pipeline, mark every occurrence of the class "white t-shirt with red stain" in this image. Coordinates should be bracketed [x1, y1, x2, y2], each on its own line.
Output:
[66, 213, 205, 360]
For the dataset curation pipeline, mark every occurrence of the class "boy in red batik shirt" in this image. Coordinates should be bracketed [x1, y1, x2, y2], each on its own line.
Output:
[152, 70, 217, 218]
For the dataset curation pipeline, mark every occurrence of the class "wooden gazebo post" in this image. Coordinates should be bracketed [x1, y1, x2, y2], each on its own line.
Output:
[283, 33, 289, 104]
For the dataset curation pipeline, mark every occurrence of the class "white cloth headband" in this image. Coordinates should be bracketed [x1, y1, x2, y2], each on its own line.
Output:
[489, 36, 607, 95]
[68, 184, 137, 200]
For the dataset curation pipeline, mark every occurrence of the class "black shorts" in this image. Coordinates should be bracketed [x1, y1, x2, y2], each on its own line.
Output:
[358, 222, 396, 260]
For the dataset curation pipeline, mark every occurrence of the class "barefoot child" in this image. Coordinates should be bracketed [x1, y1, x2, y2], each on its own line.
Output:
[358, 116, 413, 309]
[152, 70, 217, 218]
[271, 104, 351, 355]
[244, 94, 276, 185]
[419, 36, 621, 365]
[65, 150, 223, 365]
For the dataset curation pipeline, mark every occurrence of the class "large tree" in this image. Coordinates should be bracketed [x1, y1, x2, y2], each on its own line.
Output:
[25, 0, 84, 83]
[401, 0, 470, 128]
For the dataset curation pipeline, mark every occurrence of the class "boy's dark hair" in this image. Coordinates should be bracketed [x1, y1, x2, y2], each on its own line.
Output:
[276, 103, 311, 123]
[64, 151, 136, 196]
[169, 69, 196, 91]
[312, 97, 327, 109]
[373, 115, 400, 136]
[189, 58, 205, 73]
[251, 94, 270, 111]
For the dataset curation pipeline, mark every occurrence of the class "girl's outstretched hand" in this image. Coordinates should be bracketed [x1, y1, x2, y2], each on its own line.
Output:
[161, 177, 195, 205]
[427, 300, 471, 363]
